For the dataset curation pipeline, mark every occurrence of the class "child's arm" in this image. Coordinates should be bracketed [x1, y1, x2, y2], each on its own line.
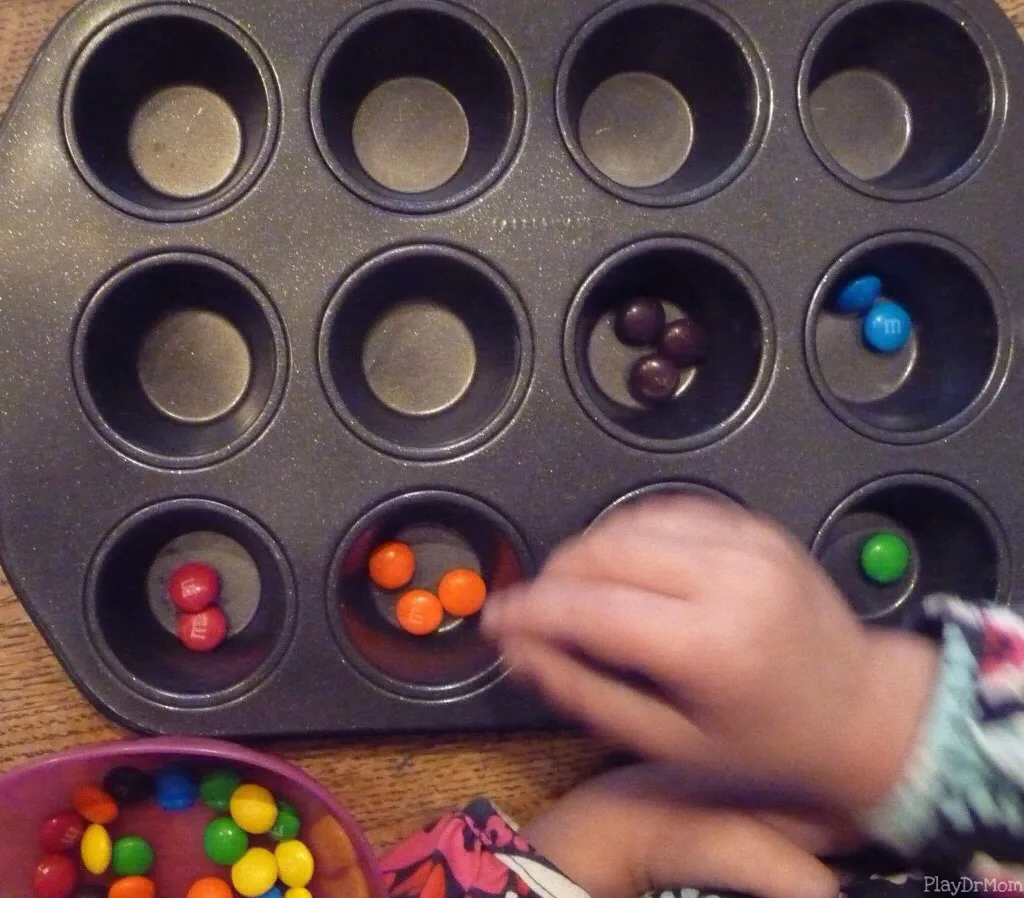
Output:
[378, 764, 845, 898]
[483, 496, 1024, 874]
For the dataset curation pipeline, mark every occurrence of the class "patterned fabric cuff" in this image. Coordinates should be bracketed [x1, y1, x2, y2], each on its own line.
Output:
[380, 798, 591, 898]
[855, 596, 1024, 866]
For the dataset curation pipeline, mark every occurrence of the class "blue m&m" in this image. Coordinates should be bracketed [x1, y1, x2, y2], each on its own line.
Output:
[834, 274, 882, 313]
[155, 765, 199, 810]
[863, 300, 912, 353]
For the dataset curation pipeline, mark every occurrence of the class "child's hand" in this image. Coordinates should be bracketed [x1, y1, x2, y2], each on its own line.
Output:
[520, 763, 854, 898]
[484, 496, 939, 814]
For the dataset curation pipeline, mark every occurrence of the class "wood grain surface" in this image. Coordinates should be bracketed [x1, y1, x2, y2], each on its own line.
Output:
[1, 0, 1022, 855]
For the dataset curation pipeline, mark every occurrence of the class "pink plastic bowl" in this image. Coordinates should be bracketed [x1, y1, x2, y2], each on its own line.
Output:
[0, 736, 386, 897]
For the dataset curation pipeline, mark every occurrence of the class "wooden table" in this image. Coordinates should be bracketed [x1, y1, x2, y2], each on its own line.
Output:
[1, 0, 1022, 856]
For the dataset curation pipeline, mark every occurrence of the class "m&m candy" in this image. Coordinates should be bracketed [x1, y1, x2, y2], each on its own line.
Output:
[437, 568, 487, 617]
[80, 823, 112, 875]
[33, 854, 77, 898]
[204, 816, 249, 865]
[629, 354, 680, 406]
[659, 316, 708, 368]
[269, 801, 301, 841]
[231, 846, 279, 897]
[860, 531, 911, 585]
[38, 811, 85, 853]
[396, 589, 444, 636]
[112, 835, 154, 876]
[285, 890, 313, 898]
[107, 876, 156, 898]
[102, 767, 153, 806]
[155, 765, 199, 810]
[71, 887, 106, 898]
[276, 839, 315, 888]
[70, 784, 118, 825]
[177, 606, 229, 652]
[368, 541, 416, 590]
[200, 767, 242, 811]
[167, 561, 221, 613]
[230, 783, 278, 834]
[614, 298, 666, 347]
[863, 300, 912, 354]
[834, 274, 883, 313]
[186, 879, 234, 898]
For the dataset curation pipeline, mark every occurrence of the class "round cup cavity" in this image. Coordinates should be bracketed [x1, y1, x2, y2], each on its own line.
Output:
[592, 481, 739, 528]
[807, 233, 1007, 443]
[565, 238, 773, 451]
[813, 475, 1008, 622]
[64, 4, 279, 221]
[319, 245, 531, 460]
[73, 253, 287, 469]
[85, 499, 297, 707]
[311, 0, 525, 213]
[799, 0, 1004, 199]
[329, 491, 532, 699]
[556, 0, 767, 206]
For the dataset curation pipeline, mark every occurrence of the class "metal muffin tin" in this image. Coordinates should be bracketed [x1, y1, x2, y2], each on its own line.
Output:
[0, 0, 1022, 736]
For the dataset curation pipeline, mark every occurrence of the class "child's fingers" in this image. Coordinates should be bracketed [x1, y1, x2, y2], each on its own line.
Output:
[500, 636, 708, 763]
[642, 806, 840, 898]
[486, 575, 726, 696]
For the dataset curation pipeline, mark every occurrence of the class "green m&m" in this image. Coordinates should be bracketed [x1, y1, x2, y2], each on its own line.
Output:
[201, 768, 242, 811]
[860, 531, 911, 585]
[269, 801, 301, 842]
[203, 816, 249, 865]
[112, 835, 154, 876]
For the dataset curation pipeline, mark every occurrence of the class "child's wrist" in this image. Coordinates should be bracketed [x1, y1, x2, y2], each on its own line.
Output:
[825, 629, 940, 815]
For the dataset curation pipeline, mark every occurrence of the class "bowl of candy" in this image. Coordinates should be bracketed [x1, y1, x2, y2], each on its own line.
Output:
[2, 736, 384, 898]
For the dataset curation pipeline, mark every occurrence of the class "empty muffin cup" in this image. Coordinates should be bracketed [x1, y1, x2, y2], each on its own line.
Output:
[330, 491, 531, 699]
[813, 475, 1008, 622]
[63, 4, 278, 221]
[591, 482, 739, 530]
[807, 233, 1007, 443]
[85, 499, 297, 706]
[799, 0, 1003, 198]
[311, 0, 525, 213]
[557, 0, 767, 206]
[73, 253, 287, 468]
[565, 238, 773, 451]
[319, 244, 531, 459]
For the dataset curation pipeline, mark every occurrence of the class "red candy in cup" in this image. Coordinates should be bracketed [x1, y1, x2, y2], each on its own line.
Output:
[176, 606, 228, 652]
[167, 562, 221, 613]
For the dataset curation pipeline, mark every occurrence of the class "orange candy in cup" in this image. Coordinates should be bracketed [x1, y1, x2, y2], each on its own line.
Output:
[438, 568, 487, 617]
[368, 541, 415, 590]
[396, 589, 444, 636]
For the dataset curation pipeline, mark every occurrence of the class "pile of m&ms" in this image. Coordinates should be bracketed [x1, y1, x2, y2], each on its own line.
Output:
[367, 540, 488, 636]
[167, 561, 228, 653]
[32, 764, 316, 898]
[833, 274, 913, 355]
[612, 298, 708, 406]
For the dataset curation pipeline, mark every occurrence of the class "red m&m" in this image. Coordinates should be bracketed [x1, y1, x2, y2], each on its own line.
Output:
[167, 561, 221, 613]
[38, 811, 85, 854]
[177, 606, 228, 652]
[33, 853, 77, 898]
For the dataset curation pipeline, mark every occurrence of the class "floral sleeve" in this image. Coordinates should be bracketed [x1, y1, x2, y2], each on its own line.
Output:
[856, 596, 1024, 886]
[379, 798, 590, 898]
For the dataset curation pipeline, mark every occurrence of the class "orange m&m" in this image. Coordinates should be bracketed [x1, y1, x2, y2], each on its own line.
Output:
[71, 784, 118, 825]
[187, 877, 234, 898]
[108, 876, 156, 898]
[396, 589, 444, 636]
[437, 568, 487, 617]
[368, 541, 415, 590]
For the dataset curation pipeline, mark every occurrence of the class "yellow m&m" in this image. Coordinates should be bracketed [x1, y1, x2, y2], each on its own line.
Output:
[276, 839, 315, 888]
[231, 846, 278, 897]
[286, 890, 313, 898]
[230, 783, 278, 834]
[81, 823, 112, 874]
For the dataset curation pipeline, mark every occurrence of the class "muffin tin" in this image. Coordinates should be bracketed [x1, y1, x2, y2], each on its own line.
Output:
[0, 0, 1022, 737]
